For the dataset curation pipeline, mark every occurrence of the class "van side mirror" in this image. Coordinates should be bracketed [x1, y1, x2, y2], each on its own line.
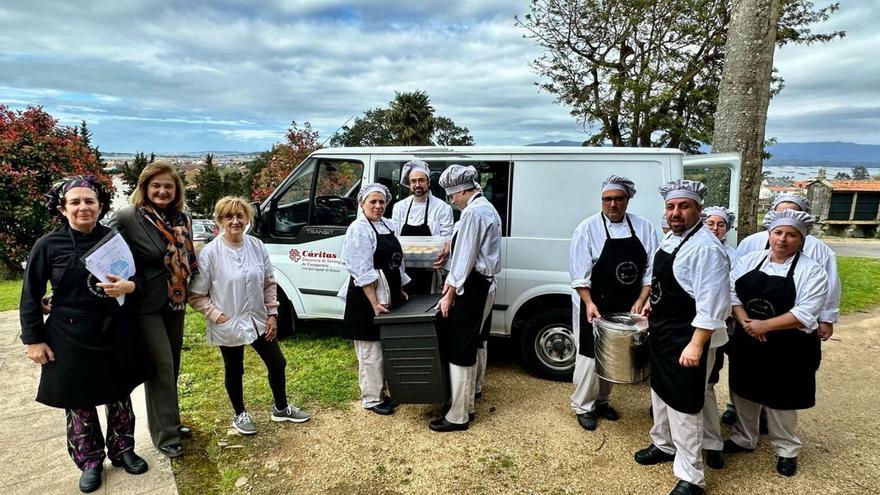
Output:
[251, 201, 264, 234]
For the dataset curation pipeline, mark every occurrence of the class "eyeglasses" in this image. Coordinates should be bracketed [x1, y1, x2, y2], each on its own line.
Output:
[601, 196, 627, 204]
[222, 213, 247, 221]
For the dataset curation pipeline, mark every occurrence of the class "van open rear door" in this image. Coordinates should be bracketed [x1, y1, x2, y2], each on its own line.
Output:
[683, 153, 742, 245]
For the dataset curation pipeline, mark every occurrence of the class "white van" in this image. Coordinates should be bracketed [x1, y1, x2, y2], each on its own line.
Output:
[249, 146, 740, 379]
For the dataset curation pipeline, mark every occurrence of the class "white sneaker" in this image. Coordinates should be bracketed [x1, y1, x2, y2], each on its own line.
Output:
[232, 411, 257, 435]
[271, 404, 311, 423]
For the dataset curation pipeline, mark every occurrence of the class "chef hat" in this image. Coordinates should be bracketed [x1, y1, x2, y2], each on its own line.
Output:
[400, 159, 431, 187]
[439, 164, 479, 195]
[764, 209, 814, 238]
[601, 175, 636, 198]
[771, 193, 812, 214]
[357, 182, 392, 205]
[702, 205, 736, 227]
[658, 179, 708, 204]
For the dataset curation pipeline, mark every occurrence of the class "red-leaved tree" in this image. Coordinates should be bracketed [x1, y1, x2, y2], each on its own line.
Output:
[251, 121, 321, 201]
[0, 105, 112, 276]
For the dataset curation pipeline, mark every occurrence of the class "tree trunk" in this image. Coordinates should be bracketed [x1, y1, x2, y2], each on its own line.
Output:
[712, 0, 782, 236]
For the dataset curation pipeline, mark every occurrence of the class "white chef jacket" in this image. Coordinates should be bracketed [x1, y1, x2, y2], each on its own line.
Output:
[391, 192, 454, 238]
[444, 194, 502, 295]
[569, 212, 658, 306]
[736, 230, 840, 324]
[656, 223, 731, 347]
[722, 243, 737, 269]
[337, 217, 411, 299]
[730, 250, 828, 333]
[189, 235, 277, 347]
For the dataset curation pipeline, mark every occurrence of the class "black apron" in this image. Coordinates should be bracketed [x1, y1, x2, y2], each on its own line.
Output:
[343, 220, 404, 341]
[438, 229, 492, 366]
[648, 225, 709, 414]
[578, 214, 648, 358]
[730, 253, 820, 410]
[400, 196, 434, 294]
[37, 230, 151, 409]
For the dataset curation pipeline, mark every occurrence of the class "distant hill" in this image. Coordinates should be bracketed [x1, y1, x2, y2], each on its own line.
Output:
[526, 140, 583, 147]
[766, 142, 880, 166]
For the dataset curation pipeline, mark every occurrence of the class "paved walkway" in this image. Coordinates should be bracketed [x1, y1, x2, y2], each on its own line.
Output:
[0, 310, 178, 495]
[823, 238, 880, 258]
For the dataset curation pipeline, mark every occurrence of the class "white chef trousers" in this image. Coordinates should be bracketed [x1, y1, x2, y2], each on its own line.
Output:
[446, 363, 476, 425]
[702, 350, 724, 451]
[354, 340, 384, 408]
[570, 302, 612, 414]
[730, 392, 802, 458]
[649, 348, 716, 488]
[475, 342, 487, 395]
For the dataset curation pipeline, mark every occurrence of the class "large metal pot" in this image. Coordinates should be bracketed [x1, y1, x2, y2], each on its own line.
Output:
[593, 312, 650, 384]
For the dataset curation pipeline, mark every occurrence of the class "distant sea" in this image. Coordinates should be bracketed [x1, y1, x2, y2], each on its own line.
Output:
[763, 164, 880, 180]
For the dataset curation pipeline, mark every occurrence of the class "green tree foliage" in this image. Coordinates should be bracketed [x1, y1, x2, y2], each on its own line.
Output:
[120, 151, 155, 195]
[834, 171, 852, 180]
[242, 150, 272, 199]
[0, 105, 112, 275]
[851, 165, 870, 180]
[190, 153, 224, 216]
[387, 90, 435, 146]
[516, 0, 843, 153]
[330, 91, 474, 147]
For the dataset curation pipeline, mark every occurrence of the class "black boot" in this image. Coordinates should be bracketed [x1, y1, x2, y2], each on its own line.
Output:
[110, 451, 149, 474]
[78, 465, 103, 493]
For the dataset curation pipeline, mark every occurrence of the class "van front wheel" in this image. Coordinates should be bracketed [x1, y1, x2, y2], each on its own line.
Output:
[519, 308, 575, 381]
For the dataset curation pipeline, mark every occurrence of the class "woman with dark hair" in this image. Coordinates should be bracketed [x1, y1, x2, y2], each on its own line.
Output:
[109, 161, 197, 457]
[20, 176, 151, 493]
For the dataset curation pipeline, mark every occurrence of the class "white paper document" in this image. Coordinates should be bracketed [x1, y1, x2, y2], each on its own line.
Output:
[83, 232, 135, 305]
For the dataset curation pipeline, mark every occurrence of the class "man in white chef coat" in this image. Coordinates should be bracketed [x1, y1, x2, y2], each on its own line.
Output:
[634, 179, 730, 495]
[392, 159, 454, 294]
[430, 165, 501, 432]
[568, 175, 657, 431]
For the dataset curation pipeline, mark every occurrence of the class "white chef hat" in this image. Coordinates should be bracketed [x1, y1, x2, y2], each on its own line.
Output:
[771, 193, 812, 214]
[658, 179, 708, 204]
[764, 209, 814, 238]
[400, 159, 431, 187]
[357, 182, 392, 205]
[702, 205, 736, 227]
[439, 164, 479, 195]
[601, 175, 636, 198]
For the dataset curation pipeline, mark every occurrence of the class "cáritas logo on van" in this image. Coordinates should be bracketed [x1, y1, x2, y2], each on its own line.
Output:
[289, 249, 338, 263]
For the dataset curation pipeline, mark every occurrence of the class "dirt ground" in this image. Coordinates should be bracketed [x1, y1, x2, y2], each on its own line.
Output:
[204, 311, 880, 495]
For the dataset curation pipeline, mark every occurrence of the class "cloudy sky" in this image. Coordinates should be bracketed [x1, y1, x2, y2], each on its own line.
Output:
[1, 0, 877, 152]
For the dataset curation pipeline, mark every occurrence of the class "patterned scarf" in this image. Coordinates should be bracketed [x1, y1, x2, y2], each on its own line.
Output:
[140, 206, 198, 310]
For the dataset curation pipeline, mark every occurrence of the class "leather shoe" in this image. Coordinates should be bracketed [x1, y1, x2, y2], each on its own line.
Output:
[429, 417, 469, 432]
[576, 412, 597, 431]
[722, 439, 754, 454]
[110, 451, 149, 474]
[669, 480, 704, 495]
[634, 444, 675, 465]
[79, 465, 102, 493]
[474, 391, 483, 399]
[705, 450, 724, 469]
[368, 401, 394, 416]
[159, 443, 183, 458]
[721, 408, 737, 426]
[178, 425, 192, 438]
[776, 456, 798, 477]
[594, 402, 620, 421]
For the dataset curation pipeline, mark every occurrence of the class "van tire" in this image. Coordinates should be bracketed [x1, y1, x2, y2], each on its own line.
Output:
[277, 289, 297, 338]
[519, 307, 575, 381]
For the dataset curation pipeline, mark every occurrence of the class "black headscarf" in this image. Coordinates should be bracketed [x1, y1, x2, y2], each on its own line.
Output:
[45, 175, 112, 220]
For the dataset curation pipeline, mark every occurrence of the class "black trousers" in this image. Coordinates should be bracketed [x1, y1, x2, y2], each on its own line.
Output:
[218, 333, 288, 415]
[137, 307, 184, 448]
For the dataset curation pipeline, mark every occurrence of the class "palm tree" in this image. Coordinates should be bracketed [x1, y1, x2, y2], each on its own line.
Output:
[386, 90, 435, 146]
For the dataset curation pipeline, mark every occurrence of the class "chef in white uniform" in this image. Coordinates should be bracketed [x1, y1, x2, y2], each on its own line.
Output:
[568, 175, 657, 431]
[723, 210, 828, 478]
[391, 159, 454, 295]
[430, 165, 501, 432]
[634, 179, 730, 495]
[699, 205, 737, 470]
[735, 193, 839, 342]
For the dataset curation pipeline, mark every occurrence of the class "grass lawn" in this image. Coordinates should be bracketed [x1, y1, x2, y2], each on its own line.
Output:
[173, 309, 359, 494]
[0, 279, 22, 312]
[837, 257, 880, 315]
